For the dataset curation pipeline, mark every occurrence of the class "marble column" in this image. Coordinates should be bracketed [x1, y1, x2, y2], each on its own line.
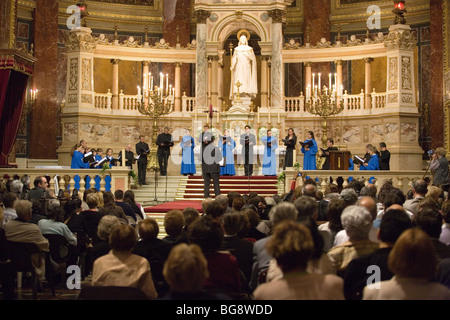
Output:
[111, 59, 120, 109]
[210, 56, 218, 110]
[29, 0, 59, 159]
[336, 60, 343, 97]
[194, 10, 210, 112]
[142, 61, 149, 92]
[207, 57, 212, 108]
[268, 9, 285, 111]
[217, 50, 225, 112]
[174, 62, 182, 112]
[260, 56, 268, 108]
[364, 58, 373, 109]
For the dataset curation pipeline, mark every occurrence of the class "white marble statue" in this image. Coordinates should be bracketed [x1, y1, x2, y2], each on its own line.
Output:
[229, 34, 258, 100]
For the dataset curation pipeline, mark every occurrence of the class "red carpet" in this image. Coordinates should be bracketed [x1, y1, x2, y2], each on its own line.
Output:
[144, 200, 203, 213]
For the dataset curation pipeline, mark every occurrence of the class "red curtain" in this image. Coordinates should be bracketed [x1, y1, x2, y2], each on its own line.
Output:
[0, 69, 11, 120]
[0, 70, 29, 165]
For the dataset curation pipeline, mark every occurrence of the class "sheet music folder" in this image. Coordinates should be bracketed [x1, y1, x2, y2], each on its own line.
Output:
[300, 140, 313, 148]
[353, 155, 365, 165]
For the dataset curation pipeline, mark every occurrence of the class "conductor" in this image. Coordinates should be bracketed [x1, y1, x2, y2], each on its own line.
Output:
[240, 125, 256, 176]
[199, 125, 221, 198]
[136, 135, 150, 185]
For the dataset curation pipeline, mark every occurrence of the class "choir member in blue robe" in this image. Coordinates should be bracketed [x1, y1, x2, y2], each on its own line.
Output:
[180, 130, 196, 176]
[105, 148, 116, 168]
[219, 129, 236, 176]
[300, 131, 318, 170]
[71, 144, 89, 169]
[359, 146, 380, 171]
[261, 129, 278, 176]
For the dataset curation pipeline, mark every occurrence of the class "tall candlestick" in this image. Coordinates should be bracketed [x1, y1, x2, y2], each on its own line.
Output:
[166, 73, 169, 94]
[318, 73, 321, 90]
[334, 73, 337, 89]
[150, 76, 153, 92]
[160, 73, 164, 92]
[312, 73, 315, 91]
[329, 73, 332, 90]
[148, 73, 151, 90]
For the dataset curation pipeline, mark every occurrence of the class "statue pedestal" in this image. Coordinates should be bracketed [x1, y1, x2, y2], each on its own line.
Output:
[229, 96, 252, 114]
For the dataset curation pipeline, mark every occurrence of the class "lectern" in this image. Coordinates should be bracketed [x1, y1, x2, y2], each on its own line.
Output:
[329, 151, 351, 170]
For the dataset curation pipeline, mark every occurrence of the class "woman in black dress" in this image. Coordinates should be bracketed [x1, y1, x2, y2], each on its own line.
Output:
[283, 128, 297, 169]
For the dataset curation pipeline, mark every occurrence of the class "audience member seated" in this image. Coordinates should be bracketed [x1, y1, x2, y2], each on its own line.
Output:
[318, 198, 346, 247]
[339, 188, 358, 207]
[413, 207, 450, 261]
[81, 188, 98, 211]
[189, 216, 242, 297]
[30, 199, 47, 225]
[123, 190, 145, 220]
[215, 195, 230, 214]
[220, 211, 254, 284]
[98, 191, 128, 225]
[250, 202, 298, 291]
[231, 196, 245, 211]
[133, 218, 173, 296]
[38, 206, 77, 248]
[253, 221, 344, 300]
[363, 228, 450, 300]
[92, 224, 158, 299]
[3, 200, 49, 282]
[227, 191, 242, 211]
[240, 207, 267, 241]
[327, 205, 379, 277]
[182, 207, 200, 238]
[427, 185, 445, 208]
[27, 176, 48, 201]
[162, 209, 187, 245]
[91, 215, 121, 262]
[114, 190, 136, 223]
[204, 200, 226, 222]
[344, 208, 412, 300]
[201, 198, 214, 215]
[160, 243, 232, 300]
[440, 200, 450, 245]
[2, 192, 18, 225]
[79, 193, 104, 245]
[403, 179, 428, 215]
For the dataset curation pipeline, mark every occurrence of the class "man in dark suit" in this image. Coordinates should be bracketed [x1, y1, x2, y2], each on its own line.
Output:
[118, 144, 135, 167]
[321, 138, 339, 170]
[240, 125, 256, 176]
[378, 142, 390, 170]
[156, 127, 174, 176]
[199, 125, 221, 198]
[136, 135, 149, 185]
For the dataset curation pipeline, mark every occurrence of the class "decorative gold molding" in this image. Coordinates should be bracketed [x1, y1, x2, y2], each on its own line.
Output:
[9, 0, 16, 49]
[444, 0, 450, 151]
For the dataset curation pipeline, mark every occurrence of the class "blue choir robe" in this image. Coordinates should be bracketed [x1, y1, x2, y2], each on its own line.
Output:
[220, 135, 236, 176]
[359, 154, 380, 171]
[261, 136, 278, 176]
[301, 139, 318, 170]
[71, 150, 89, 169]
[181, 135, 196, 175]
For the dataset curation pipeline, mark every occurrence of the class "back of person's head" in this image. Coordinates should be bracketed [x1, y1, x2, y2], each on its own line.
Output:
[269, 202, 298, 226]
[204, 200, 226, 220]
[47, 206, 65, 222]
[297, 216, 324, 260]
[442, 200, 450, 224]
[378, 180, 394, 203]
[356, 196, 378, 221]
[266, 220, 314, 273]
[241, 207, 260, 228]
[97, 215, 121, 241]
[340, 205, 373, 241]
[138, 218, 159, 240]
[302, 184, 317, 198]
[412, 179, 428, 196]
[327, 198, 346, 233]
[413, 207, 443, 239]
[418, 196, 439, 212]
[426, 186, 443, 201]
[15, 199, 32, 220]
[182, 207, 200, 230]
[382, 188, 406, 209]
[33, 176, 43, 188]
[379, 209, 412, 244]
[304, 178, 317, 187]
[114, 189, 124, 200]
[189, 215, 224, 254]
[222, 211, 246, 236]
[272, 194, 282, 204]
[10, 180, 23, 194]
[123, 190, 136, 204]
[109, 224, 137, 252]
[359, 186, 377, 199]
[86, 193, 99, 209]
[3, 192, 17, 208]
[340, 188, 358, 206]
[214, 195, 228, 211]
[163, 243, 209, 293]
[63, 199, 81, 219]
[248, 192, 258, 200]
[347, 180, 365, 195]
[102, 191, 116, 207]
[388, 227, 437, 280]
[164, 210, 185, 237]
[201, 198, 214, 214]
[293, 195, 318, 220]
[325, 183, 339, 196]
[231, 196, 245, 211]
[227, 191, 241, 208]
[83, 188, 98, 202]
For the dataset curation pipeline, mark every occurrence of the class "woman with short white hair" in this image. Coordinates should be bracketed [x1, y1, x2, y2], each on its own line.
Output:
[327, 205, 379, 276]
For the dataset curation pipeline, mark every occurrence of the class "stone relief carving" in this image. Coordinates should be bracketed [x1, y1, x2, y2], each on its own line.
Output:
[388, 93, 398, 103]
[401, 56, 412, 90]
[81, 58, 92, 91]
[389, 57, 398, 90]
[285, 39, 300, 49]
[123, 36, 141, 47]
[66, 32, 97, 53]
[154, 38, 171, 49]
[345, 35, 362, 46]
[96, 33, 110, 45]
[315, 38, 332, 48]
[69, 58, 78, 91]
[81, 94, 93, 104]
[68, 94, 78, 104]
[402, 93, 413, 104]
[384, 29, 416, 50]
[186, 39, 197, 50]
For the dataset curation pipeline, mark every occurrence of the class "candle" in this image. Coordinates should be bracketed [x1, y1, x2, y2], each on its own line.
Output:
[329, 73, 332, 90]
[334, 73, 337, 89]
[160, 73, 164, 91]
[169, 84, 172, 97]
[148, 73, 151, 90]
[312, 73, 315, 91]
[318, 73, 321, 90]
[166, 73, 169, 94]
[257, 107, 260, 123]
[307, 84, 311, 100]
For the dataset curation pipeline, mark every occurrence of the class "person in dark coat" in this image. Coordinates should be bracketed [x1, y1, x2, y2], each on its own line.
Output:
[199, 125, 222, 198]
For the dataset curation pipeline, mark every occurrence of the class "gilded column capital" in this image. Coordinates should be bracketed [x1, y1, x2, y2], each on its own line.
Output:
[335, 60, 343, 66]
[143, 60, 150, 66]
[194, 9, 211, 24]
[174, 62, 182, 68]
[364, 57, 374, 63]
[304, 62, 312, 67]
[268, 9, 285, 24]
[110, 59, 120, 64]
